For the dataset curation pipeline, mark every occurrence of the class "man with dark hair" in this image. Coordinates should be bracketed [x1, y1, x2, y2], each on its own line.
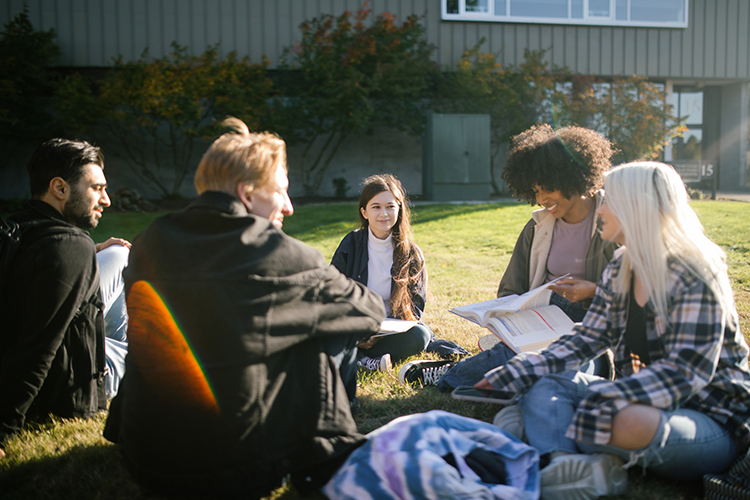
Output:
[104, 118, 384, 499]
[0, 138, 129, 460]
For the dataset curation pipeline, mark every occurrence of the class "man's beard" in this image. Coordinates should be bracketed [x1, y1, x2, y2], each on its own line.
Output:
[63, 187, 101, 229]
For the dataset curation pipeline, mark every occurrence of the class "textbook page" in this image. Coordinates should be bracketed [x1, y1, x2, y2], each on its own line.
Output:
[448, 274, 570, 325]
[485, 305, 574, 353]
[372, 318, 419, 338]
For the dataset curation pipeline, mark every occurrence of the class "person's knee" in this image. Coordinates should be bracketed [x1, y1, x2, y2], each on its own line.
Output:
[99, 243, 130, 262]
[412, 324, 432, 349]
[610, 404, 661, 450]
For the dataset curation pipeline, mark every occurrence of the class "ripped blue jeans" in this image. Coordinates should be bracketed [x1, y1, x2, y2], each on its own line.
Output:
[521, 370, 739, 479]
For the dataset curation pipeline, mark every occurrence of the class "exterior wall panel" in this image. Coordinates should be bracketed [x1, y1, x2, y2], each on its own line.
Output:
[715, 0, 727, 78]
[740, 1, 750, 77]
[1, 0, 749, 79]
[725, 0, 738, 78]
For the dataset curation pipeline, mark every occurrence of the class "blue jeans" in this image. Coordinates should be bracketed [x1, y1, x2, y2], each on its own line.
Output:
[322, 334, 360, 403]
[357, 322, 432, 364]
[436, 341, 517, 392]
[97, 245, 130, 398]
[521, 370, 739, 479]
[549, 291, 588, 322]
[435, 292, 608, 392]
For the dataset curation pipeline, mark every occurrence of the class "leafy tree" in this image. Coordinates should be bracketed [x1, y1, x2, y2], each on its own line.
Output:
[57, 43, 271, 198]
[277, 2, 437, 196]
[0, 7, 61, 168]
[437, 39, 560, 194]
[552, 75, 685, 163]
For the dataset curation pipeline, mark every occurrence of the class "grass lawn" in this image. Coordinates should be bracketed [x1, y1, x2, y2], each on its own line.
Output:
[1, 199, 748, 500]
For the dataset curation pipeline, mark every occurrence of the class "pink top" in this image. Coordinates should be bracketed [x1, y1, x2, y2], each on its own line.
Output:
[545, 203, 596, 283]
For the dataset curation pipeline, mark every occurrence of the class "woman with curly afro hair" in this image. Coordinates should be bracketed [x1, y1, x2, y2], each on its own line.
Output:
[498, 123, 616, 313]
[433, 124, 618, 392]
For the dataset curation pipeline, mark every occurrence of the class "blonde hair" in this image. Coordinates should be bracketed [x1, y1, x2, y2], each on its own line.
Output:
[194, 117, 286, 195]
[604, 161, 736, 325]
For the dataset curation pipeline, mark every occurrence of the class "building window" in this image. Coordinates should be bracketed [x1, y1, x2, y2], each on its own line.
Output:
[670, 89, 703, 161]
[442, 0, 689, 28]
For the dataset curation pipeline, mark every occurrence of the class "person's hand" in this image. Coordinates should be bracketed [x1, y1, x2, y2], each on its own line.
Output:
[474, 378, 494, 390]
[95, 237, 132, 253]
[548, 278, 597, 303]
[0, 447, 5, 460]
[357, 336, 381, 350]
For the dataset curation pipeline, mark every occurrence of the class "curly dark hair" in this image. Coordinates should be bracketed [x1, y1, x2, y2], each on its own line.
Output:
[501, 124, 614, 204]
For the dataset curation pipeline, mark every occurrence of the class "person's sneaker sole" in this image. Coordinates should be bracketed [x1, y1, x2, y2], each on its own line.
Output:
[379, 353, 392, 372]
[541, 453, 628, 500]
[492, 404, 525, 441]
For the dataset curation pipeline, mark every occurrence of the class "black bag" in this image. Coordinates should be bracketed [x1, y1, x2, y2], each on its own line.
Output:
[0, 218, 24, 284]
[0, 218, 56, 285]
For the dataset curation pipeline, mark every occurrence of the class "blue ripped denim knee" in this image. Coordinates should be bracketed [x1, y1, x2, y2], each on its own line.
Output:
[522, 370, 739, 479]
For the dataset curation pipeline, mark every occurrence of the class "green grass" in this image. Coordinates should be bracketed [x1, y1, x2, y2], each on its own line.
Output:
[2, 200, 749, 500]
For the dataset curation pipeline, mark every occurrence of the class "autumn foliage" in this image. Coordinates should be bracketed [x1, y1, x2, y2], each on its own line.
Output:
[57, 43, 271, 198]
[277, 2, 437, 196]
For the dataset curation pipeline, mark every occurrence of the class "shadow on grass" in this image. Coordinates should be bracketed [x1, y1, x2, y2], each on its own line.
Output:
[0, 442, 154, 500]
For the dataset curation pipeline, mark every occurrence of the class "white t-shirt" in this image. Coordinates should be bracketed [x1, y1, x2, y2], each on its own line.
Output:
[367, 227, 393, 315]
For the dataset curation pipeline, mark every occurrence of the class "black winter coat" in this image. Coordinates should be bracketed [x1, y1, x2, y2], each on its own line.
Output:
[0, 201, 107, 447]
[104, 191, 384, 499]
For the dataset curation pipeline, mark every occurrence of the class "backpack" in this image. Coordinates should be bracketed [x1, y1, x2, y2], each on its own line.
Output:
[0, 218, 25, 285]
[0, 217, 59, 285]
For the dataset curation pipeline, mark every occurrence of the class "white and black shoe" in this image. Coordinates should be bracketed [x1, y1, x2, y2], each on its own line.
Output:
[358, 354, 392, 372]
[398, 360, 452, 387]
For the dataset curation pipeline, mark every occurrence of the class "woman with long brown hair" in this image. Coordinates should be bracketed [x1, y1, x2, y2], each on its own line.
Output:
[331, 174, 433, 372]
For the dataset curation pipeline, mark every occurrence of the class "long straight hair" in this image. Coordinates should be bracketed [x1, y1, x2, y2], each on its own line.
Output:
[604, 161, 736, 325]
[358, 174, 425, 321]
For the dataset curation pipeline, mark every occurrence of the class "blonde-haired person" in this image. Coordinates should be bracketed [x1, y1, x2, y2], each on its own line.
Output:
[331, 174, 439, 373]
[104, 118, 385, 499]
[480, 161, 750, 500]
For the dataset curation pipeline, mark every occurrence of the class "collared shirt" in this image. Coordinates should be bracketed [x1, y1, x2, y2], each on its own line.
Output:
[485, 248, 750, 449]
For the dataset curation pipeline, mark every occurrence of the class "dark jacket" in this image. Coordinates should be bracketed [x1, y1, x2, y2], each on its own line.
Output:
[331, 229, 426, 320]
[0, 201, 107, 447]
[104, 191, 384, 499]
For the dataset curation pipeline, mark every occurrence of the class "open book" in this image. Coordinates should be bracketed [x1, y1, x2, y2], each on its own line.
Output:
[481, 305, 574, 353]
[449, 275, 574, 353]
[449, 274, 570, 326]
[372, 318, 418, 338]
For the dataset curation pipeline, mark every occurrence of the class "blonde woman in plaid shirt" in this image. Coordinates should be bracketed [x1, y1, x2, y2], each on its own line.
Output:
[480, 161, 750, 500]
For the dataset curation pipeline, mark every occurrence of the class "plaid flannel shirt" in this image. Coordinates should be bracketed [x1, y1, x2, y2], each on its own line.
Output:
[485, 248, 750, 448]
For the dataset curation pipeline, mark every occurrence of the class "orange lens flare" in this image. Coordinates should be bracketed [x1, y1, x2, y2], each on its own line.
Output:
[127, 280, 218, 415]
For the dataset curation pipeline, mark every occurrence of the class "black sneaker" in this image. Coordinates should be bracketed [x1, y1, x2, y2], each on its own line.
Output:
[398, 360, 452, 387]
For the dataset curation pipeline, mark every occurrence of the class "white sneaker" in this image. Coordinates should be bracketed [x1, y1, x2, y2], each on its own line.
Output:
[492, 405, 525, 441]
[541, 453, 628, 500]
[398, 359, 452, 386]
[358, 354, 392, 372]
